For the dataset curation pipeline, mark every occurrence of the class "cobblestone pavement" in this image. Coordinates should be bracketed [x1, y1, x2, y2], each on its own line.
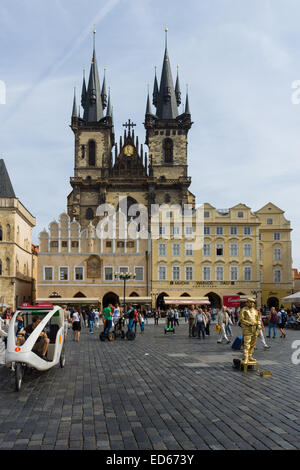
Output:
[0, 320, 300, 450]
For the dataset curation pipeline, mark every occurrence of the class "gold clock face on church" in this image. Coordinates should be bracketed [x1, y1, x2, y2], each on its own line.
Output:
[124, 145, 134, 156]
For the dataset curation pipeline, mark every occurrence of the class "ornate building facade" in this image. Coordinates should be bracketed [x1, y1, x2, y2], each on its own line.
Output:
[36, 33, 293, 310]
[0, 159, 36, 310]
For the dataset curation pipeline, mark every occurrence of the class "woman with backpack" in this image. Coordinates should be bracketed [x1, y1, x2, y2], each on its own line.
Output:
[267, 307, 278, 339]
[278, 308, 287, 338]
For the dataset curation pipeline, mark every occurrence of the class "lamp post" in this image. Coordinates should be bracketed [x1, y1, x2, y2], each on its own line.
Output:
[115, 272, 136, 313]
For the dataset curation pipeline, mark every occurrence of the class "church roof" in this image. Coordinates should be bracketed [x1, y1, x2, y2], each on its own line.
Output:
[0, 159, 16, 198]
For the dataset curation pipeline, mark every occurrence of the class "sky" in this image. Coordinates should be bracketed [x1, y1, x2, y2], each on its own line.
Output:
[1, 0, 300, 266]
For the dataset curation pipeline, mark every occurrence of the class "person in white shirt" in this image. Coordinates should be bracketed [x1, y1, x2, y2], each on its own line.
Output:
[217, 307, 231, 344]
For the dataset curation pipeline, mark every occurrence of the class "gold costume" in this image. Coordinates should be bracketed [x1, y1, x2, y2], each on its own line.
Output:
[240, 299, 261, 364]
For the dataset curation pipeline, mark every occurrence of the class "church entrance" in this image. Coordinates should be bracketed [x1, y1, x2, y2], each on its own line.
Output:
[102, 292, 119, 308]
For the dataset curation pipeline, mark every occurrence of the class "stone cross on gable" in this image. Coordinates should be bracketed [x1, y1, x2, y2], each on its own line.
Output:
[122, 119, 136, 136]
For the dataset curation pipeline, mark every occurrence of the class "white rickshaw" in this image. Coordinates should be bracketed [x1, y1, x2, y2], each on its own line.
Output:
[5, 303, 66, 391]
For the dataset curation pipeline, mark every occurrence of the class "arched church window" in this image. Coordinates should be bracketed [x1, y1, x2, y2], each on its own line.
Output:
[0, 226, 2, 241]
[88, 140, 96, 166]
[86, 208, 94, 220]
[164, 138, 173, 164]
[6, 257, 10, 276]
[6, 224, 11, 241]
[0, 260, 2, 275]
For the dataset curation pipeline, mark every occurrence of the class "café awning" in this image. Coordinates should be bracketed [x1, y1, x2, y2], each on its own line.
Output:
[36, 298, 100, 305]
[164, 297, 210, 306]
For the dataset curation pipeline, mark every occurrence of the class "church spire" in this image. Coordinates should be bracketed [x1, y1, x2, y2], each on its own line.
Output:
[102, 68, 108, 109]
[72, 86, 77, 118]
[175, 65, 181, 107]
[106, 86, 112, 117]
[146, 85, 152, 115]
[156, 28, 178, 119]
[83, 29, 104, 122]
[152, 66, 159, 107]
[185, 85, 191, 115]
[81, 69, 87, 110]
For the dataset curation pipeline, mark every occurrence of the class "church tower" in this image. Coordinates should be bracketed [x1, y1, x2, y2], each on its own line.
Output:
[144, 29, 193, 206]
[68, 30, 115, 227]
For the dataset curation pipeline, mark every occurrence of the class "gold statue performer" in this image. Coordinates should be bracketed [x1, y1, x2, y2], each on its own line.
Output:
[240, 298, 262, 370]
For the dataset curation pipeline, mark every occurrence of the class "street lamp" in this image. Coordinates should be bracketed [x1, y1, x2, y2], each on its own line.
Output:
[115, 272, 136, 313]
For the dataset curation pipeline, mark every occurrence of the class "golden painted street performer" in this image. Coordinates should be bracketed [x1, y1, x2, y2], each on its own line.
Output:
[240, 298, 262, 365]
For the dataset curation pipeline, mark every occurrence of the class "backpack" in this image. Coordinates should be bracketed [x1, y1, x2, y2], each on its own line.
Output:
[270, 311, 278, 324]
[281, 311, 287, 323]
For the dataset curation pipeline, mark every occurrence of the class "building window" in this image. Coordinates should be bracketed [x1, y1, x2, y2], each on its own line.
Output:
[243, 266, 252, 281]
[243, 243, 252, 257]
[274, 232, 281, 241]
[274, 248, 281, 261]
[158, 243, 166, 257]
[106, 241, 112, 248]
[230, 226, 238, 235]
[117, 241, 125, 248]
[237, 211, 244, 218]
[267, 218, 273, 225]
[86, 208, 94, 220]
[88, 140, 96, 166]
[61, 241, 68, 248]
[230, 266, 238, 281]
[216, 244, 224, 256]
[203, 266, 211, 281]
[172, 266, 180, 281]
[75, 267, 84, 280]
[172, 243, 180, 256]
[259, 270, 263, 282]
[204, 226, 211, 235]
[230, 243, 238, 257]
[274, 270, 281, 283]
[216, 266, 224, 281]
[185, 225, 193, 236]
[163, 138, 173, 163]
[158, 266, 167, 281]
[6, 224, 11, 241]
[259, 248, 263, 260]
[185, 266, 193, 281]
[243, 226, 252, 236]
[50, 241, 58, 248]
[134, 266, 144, 281]
[172, 225, 181, 236]
[216, 226, 224, 235]
[0, 227, 2, 241]
[119, 266, 129, 274]
[71, 241, 79, 248]
[127, 241, 135, 248]
[104, 267, 113, 281]
[59, 267, 69, 281]
[203, 243, 211, 257]
[259, 233, 262, 241]
[44, 267, 53, 281]
[185, 243, 193, 256]
[204, 211, 210, 218]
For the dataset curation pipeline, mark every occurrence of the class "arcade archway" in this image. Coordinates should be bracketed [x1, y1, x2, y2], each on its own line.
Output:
[205, 292, 222, 309]
[267, 297, 279, 310]
[102, 292, 119, 308]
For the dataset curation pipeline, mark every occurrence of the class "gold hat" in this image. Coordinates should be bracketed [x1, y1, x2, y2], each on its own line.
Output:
[247, 297, 256, 303]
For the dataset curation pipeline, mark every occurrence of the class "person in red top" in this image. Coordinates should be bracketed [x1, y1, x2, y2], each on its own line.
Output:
[133, 308, 139, 334]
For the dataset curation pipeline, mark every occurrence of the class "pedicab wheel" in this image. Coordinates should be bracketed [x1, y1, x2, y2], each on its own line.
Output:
[15, 363, 23, 392]
[108, 333, 114, 342]
[60, 347, 66, 368]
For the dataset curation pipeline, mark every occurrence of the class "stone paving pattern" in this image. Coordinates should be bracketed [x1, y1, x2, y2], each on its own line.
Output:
[0, 319, 300, 450]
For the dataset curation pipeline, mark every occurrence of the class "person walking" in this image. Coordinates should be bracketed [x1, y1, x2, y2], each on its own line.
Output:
[87, 308, 96, 334]
[278, 307, 287, 338]
[204, 308, 211, 336]
[139, 311, 145, 334]
[217, 306, 231, 344]
[103, 304, 113, 337]
[95, 309, 100, 328]
[267, 307, 278, 339]
[196, 308, 207, 340]
[184, 308, 188, 323]
[188, 305, 197, 337]
[257, 307, 270, 349]
[62, 305, 71, 340]
[72, 308, 81, 342]
[174, 309, 179, 326]
[133, 308, 139, 334]
[154, 310, 159, 325]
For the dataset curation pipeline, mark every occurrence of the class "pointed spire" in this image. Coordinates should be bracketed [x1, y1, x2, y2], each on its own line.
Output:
[83, 29, 104, 122]
[0, 159, 16, 198]
[175, 65, 181, 107]
[81, 69, 87, 109]
[72, 87, 78, 118]
[152, 66, 159, 107]
[146, 84, 152, 115]
[102, 68, 108, 109]
[185, 85, 191, 115]
[156, 28, 178, 119]
[106, 86, 112, 117]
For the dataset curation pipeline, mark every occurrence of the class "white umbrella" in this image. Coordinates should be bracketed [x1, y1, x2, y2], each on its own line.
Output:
[282, 292, 300, 303]
[0, 303, 9, 308]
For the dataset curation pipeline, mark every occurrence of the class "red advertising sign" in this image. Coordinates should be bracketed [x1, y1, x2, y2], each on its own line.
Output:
[223, 295, 240, 308]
